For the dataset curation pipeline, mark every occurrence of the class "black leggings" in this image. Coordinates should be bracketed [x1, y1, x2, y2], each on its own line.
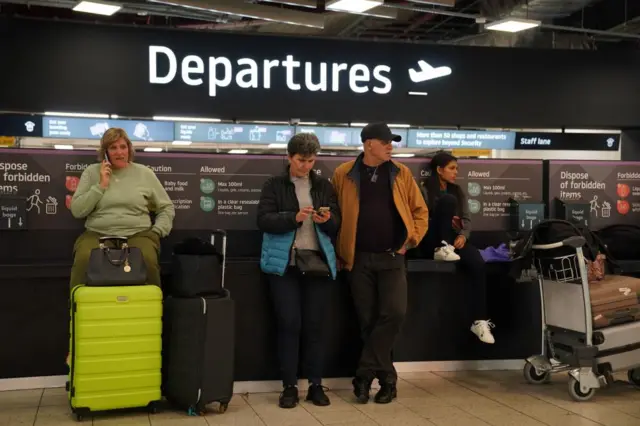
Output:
[422, 194, 487, 321]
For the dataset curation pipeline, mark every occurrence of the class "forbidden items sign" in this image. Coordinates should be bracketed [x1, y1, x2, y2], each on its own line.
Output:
[0, 196, 27, 230]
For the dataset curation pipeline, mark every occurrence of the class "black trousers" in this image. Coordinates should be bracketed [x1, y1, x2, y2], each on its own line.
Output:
[269, 267, 332, 387]
[423, 194, 488, 322]
[349, 251, 407, 384]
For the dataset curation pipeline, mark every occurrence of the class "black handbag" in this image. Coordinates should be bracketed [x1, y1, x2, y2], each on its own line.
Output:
[294, 248, 331, 277]
[86, 237, 148, 286]
[169, 236, 225, 297]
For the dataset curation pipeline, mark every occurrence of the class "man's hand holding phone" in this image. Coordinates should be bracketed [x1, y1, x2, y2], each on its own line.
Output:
[313, 207, 330, 224]
[99, 159, 112, 189]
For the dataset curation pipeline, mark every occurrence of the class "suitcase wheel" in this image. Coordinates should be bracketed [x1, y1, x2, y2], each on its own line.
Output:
[73, 408, 89, 422]
[628, 368, 640, 387]
[218, 402, 229, 414]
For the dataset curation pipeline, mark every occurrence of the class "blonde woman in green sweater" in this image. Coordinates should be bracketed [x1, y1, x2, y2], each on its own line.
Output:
[69, 127, 175, 288]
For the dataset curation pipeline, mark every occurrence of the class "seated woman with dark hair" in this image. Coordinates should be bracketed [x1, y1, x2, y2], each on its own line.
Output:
[421, 152, 495, 344]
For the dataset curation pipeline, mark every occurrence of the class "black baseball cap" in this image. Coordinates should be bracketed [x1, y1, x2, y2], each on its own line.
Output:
[360, 122, 402, 143]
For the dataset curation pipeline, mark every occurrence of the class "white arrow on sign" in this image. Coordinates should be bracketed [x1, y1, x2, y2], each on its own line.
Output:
[18, 217, 23, 227]
[7, 218, 10, 229]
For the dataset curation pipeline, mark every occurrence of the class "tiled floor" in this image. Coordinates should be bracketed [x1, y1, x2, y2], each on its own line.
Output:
[2, 370, 640, 426]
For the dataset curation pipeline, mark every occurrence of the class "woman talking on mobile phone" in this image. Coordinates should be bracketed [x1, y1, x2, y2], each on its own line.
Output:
[257, 133, 341, 409]
[69, 127, 175, 289]
[421, 152, 495, 345]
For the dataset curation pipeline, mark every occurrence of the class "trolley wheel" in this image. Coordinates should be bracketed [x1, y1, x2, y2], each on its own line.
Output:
[568, 377, 596, 402]
[627, 368, 640, 387]
[218, 402, 229, 414]
[75, 414, 84, 422]
[523, 362, 551, 385]
[149, 405, 158, 415]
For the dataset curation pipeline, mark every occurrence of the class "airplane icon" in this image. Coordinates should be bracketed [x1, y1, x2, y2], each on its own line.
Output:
[409, 60, 452, 83]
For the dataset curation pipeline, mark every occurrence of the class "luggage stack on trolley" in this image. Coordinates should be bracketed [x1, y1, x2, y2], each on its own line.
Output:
[523, 235, 640, 401]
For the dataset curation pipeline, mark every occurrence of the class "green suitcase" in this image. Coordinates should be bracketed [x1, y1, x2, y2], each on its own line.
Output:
[67, 285, 163, 421]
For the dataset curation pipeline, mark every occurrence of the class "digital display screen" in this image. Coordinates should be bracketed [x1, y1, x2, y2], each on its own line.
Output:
[175, 123, 294, 144]
[407, 129, 515, 150]
[43, 117, 174, 141]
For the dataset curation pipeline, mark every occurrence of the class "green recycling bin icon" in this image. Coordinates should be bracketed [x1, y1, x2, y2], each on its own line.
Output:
[200, 178, 215, 194]
[200, 196, 216, 212]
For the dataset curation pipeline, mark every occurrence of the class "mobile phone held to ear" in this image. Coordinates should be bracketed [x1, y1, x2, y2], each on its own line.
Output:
[104, 152, 111, 165]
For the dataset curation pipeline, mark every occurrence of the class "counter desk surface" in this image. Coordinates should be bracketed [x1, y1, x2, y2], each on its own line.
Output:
[0, 256, 542, 382]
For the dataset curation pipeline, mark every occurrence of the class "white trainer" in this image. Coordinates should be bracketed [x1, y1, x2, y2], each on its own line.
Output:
[434, 240, 460, 262]
[471, 320, 495, 344]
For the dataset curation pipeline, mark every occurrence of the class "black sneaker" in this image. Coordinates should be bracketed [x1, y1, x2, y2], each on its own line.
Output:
[306, 384, 331, 406]
[279, 385, 299, 409]
[374, 383, 397, 404]
[352, 377, 371, 404]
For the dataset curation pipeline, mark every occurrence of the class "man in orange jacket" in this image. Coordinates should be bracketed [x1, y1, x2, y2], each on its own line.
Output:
[331, 123, 428, 404]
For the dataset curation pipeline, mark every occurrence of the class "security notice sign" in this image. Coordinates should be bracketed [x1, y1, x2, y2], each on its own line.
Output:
[548, 160, 640, 229]
[0, 150, 543, 232]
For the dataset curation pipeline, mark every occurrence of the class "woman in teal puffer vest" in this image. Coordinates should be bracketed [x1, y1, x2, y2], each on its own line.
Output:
[256, 133, 340, 410]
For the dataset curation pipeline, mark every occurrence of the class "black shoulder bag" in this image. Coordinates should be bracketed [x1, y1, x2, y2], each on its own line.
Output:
[294, 246, 331, 277]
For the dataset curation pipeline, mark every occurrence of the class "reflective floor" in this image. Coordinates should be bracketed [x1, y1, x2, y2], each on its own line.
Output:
[1, 370, 640, 426]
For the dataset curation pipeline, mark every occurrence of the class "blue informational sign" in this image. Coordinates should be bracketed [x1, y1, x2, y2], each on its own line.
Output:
[407, 129, 515, 149]
[296, 126, 408, 148]
[175, 122, 294, 144]
[296, 126, 356, 147]
[43, 117, 174, 141]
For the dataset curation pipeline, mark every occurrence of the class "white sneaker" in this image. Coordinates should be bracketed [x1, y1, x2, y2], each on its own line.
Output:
[434, 241, 460, 262]
[471, 320, 495, 344]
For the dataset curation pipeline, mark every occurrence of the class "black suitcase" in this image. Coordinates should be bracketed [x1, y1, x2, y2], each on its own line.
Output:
[162, 231, 235, 415]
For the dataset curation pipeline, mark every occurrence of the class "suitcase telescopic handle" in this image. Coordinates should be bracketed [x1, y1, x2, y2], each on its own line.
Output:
[211, 229, 227, 289]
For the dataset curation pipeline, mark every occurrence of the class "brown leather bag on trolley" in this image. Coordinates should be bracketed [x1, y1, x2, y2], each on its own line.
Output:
[586, 253, 607, 283]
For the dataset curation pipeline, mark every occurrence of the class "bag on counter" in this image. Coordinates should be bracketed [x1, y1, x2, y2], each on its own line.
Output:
[508, 219, 619, 280]
[86, 237, 148, 286]
[597, 224, 640, 261]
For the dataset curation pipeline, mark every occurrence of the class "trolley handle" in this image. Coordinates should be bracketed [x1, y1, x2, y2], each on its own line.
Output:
[531, 236, 586, 251]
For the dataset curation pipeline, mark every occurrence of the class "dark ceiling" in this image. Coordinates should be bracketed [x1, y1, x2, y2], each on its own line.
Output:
[1, 0, 639, 49]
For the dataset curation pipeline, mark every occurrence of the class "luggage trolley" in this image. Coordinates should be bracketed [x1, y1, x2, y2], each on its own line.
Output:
[523, 236, 640, 401]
